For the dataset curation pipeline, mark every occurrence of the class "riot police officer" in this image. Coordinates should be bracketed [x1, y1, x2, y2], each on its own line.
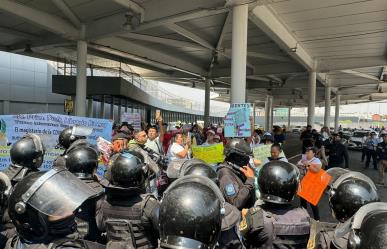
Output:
[0, 134, 45, 247]
[310, 170, 379, 249]
[96, 152, 159, 249]
[173, 160, 243, 249]
[3, 134, 44, 185]
[217, 138, 255, 210]
[240, 161, 310, 249]
[53, 126, 93, 168]
[65, 146, 104, 241]
[339, 202, 387, 249]
[159, 175, 223, 249]
[5, 168, 104, 249]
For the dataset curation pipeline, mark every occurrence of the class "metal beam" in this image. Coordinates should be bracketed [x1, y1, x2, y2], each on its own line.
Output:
[166, 23, 215, 50]
[118, 33, 202, 49]
[208, 12, 230, 72]
[52, 0, 81, 28]
[112, 0, 145, 22]
[380, 66, 387, 81]
[0, 26, 40, 40]
[340, 70, 380, 81]
[92, 37, 206, 77]
[247, 51, 289, 62]
[250, 5, 314, 70]
[0, 0, 79, 39]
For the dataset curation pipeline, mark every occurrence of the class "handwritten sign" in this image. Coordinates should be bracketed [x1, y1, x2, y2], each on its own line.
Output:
[191, 143, 225, 164]
[253, 144, 286, 167]
[224, 103, 252, 137]
[297, 169, 332, 206]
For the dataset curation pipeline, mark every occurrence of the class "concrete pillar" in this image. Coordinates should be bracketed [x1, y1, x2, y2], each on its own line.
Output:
[75, 25, 87, 116]
[335, 94, 341, 132]
[110, 96, 114, 120]
[270, 102, 274, 131]
[324, 86, 331, 128]
[287, 107, 291, 129]
[99, 95, 105, 119]
[204, 79, 210, 125]
[117, 98, 122, 123]
[230, 3, 248, 103]
[264, 95, 271, 132]
[307, 70, 317, 127]
[87, 98, 93, 118]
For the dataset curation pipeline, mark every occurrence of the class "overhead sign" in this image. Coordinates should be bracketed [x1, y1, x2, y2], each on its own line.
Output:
[191, 143, 225, 164]
[121, 112, 142, 130]
[0, 113, 112, 176]
[224, 103, 252, 137]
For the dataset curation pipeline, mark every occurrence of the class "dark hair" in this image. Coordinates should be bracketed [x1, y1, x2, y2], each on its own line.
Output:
[147, 125, 158, 133]
[305, 146, 317, 154]
[271, 143, 282, 151]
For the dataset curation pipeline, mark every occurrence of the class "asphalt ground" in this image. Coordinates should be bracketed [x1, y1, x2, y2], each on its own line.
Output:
[281, 133, 386, 222]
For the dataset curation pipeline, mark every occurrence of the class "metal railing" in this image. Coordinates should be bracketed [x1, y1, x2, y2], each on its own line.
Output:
[52, 62, 227, 116]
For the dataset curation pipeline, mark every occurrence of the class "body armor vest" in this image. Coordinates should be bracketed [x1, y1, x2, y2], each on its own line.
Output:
[2, 164, 37, 186]
[100, 194, 156, 249]
[261, 207, 310, 249]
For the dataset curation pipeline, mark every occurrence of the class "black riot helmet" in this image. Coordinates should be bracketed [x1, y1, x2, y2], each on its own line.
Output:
[167, 158, 218, 183]
[347, 202, 387, 249]
[224, 138, 252, 167]
[10, 134, 45, 169]
[329, 171, 379, 222]
[258, 161, 300, 204]
[65, 146, 99, 178]
[8, 168, 98, 242]
[109, 152, 145, 189]
[58, 126, 92, 149]
[0, 172, 11, 217]
[159, 175, 224, 249]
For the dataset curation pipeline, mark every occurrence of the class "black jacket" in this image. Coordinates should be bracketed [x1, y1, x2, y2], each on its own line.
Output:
[325, 142, 349, 168]
[377, 142, 387, 161]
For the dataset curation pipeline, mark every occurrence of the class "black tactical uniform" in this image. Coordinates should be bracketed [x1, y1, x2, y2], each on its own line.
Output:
[96, 152, 159, 249]
[0, 134, 45, 248]
[341, 202, 387, 249]
[241, 161, 310, 249]
[5, 168, 104, 249]
[325, 134, 349, 169]
[65, 146, 104, 242]
[217, 138, 255, 210]
[158, 175, 223, 249]
[309, 171, 379, 249]
[170, 159, 244, 249]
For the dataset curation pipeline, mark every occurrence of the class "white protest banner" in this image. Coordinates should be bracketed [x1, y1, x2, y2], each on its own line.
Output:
[121, 112, 141, 130]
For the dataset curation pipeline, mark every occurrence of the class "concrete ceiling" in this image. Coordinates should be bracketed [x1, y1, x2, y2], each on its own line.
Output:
[0, 0, 386, 108]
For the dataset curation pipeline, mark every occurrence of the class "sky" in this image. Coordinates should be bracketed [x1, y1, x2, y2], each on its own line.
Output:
[158, 82, 387, 117]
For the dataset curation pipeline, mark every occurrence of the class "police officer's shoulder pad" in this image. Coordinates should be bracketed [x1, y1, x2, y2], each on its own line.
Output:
[224, 183, 236, 196]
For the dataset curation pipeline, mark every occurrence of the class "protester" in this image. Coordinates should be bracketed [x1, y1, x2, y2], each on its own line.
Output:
[361, 132, 370, 162]
[262, 132, 274, 145]
[297, 147, 322, 220]
[274, 126, 286, 144]
[145, 115, 165, 155]
[377, 134, 387, 186]
[320, 126, 330, 141]
[300, 125, 313, 153]
[262, 143, 288, 165]
[167, 133, 191, 160]
[202, 129, 216, 146]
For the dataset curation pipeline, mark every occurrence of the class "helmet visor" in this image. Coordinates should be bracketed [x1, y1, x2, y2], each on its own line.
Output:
[26, 168, 98, 217]
[71, 126, 93, 137]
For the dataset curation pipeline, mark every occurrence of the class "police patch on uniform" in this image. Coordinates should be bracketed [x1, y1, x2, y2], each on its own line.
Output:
[225, 183, 236, 196]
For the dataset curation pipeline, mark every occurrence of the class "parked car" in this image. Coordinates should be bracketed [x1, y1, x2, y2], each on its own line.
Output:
[348, 131, 368, 150]
[292, 126, 302, 134]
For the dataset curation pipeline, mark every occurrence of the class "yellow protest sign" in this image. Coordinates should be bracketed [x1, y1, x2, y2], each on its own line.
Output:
[192, 143, 225, 164]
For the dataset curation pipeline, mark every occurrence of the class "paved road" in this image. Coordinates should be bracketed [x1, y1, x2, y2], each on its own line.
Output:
[281, 133, 386, 222]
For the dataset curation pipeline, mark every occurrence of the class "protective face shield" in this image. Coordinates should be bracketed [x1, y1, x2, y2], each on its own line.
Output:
[329, 172, 379, 222]
[11, 168, 99, 218]
[224, 138, 252, 158]
[10, 133, 45, 169]
[160, 175, 224, 249]
[333, 202, 387, 249]
[71, 126, 93, 139]
[166, 158, 211, 178]
[325, 167, 350, 192]
[57, 126, 92, 149]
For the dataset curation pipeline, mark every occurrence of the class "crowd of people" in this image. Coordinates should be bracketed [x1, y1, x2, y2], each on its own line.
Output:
[0, 114, 385, 249]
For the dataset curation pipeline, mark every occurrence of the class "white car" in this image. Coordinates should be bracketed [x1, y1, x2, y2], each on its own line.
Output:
[348, 131, 368, 150]
[292, 126, 302, 134]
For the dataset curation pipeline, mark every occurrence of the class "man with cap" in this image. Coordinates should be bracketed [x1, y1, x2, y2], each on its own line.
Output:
[325, 132, 349, 169]
[376, 133, 387, 185]
[364, 131, 379, 169]
[300, 125, 313, 153]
